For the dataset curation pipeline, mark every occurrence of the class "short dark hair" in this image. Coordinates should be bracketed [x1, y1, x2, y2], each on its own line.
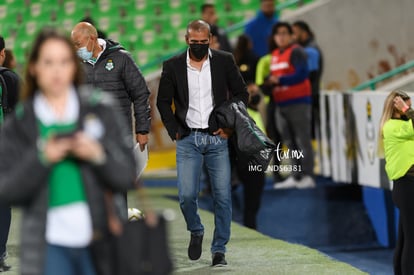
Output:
[271, 21, 292, 36]
[186, 20, 211, 37]
[0, 36, 4, 51]
[201, 3, 214, 13]
[293, 20, 314, 38]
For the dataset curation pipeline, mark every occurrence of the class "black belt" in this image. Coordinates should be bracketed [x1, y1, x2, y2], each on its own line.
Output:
[190, 128, 209, 133]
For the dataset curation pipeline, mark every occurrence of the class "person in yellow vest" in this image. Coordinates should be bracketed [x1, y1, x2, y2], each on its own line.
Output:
[379, 90, 414, 275]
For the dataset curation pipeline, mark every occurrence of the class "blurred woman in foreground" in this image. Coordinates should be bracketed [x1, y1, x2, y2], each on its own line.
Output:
[0, 28, 136, 275]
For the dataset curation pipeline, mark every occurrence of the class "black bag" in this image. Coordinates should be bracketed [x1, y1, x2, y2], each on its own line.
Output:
[115, 216, 173, 275]
[91, 191, 173, 275]
[92, 215, 173, 275]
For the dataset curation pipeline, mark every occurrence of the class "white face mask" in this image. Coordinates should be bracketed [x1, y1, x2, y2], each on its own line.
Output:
[77, 38, 93, 60]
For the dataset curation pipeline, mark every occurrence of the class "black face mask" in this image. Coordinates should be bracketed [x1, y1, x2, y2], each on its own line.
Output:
[250, 94, 262, 106]
[189, 43, 209, 60]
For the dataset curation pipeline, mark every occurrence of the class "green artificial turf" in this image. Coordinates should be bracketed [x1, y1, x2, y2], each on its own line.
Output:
[5, 187, 367, 275]
[129, 187, 368, 275]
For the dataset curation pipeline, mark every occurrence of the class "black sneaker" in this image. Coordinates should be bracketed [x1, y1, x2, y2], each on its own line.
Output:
[188, 233, 203, 260]
[0, 259, 11, 272]
[212, 252, 227, 267]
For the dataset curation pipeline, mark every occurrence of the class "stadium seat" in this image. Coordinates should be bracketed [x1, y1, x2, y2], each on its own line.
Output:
[1, 0, 314, 74]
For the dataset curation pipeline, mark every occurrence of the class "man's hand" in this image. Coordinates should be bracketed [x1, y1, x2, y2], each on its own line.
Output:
[136, 134, 149, 151]
[213, 128, 233, 139]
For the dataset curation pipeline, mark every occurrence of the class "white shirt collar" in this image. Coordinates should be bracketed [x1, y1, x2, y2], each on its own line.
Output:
[34, 87, 79, 125]
[87, 38, 107, 65]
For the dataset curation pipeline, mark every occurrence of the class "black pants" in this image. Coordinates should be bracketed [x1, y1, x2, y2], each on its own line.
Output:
[0, 204, 11, 257]
[236, 161, 265, 230]
[392, 175, 414, 275]
[266, 100, 282, 182]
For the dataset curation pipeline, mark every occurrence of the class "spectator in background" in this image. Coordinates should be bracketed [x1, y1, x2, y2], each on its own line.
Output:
[255, 37, 284, 183]
[292, 20, 323, 140]
[232, 43, 264, 228]
[233, 34, 259, 86]
[0, 37, 20, 272]
[244, 0, 278, 58]
[0, 28, 136, 275]
[269, 22, 314, 189]
[209, 25, 221, 50]
[201, 3, 232, 52]
[0, 41, 19, 116]
[232, 34, 265, 229]
[379, 90, 414, 275]
[3, 49, 16, 70]
[71, 22, 151, 150]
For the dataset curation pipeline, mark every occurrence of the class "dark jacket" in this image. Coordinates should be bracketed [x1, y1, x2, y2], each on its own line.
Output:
[81, 39, 151, 134]
[157, 49, 249, 140]
[0, 67, 20, 116]
[211, 100, 276, 168]
[0, 86, 136, 275]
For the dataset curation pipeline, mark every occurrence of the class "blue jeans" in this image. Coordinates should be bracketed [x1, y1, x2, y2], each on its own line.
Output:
[0, 204, 11, 257]
[176, 131, 231, 254]
[44, 244, 96, 275]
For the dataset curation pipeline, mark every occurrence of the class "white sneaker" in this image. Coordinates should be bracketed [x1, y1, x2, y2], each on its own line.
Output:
[296, 176, 316, 189]
[273, 176, 299, 189]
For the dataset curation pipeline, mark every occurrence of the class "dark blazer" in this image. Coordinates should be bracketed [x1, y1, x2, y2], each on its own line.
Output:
[157, 49, 249, 140]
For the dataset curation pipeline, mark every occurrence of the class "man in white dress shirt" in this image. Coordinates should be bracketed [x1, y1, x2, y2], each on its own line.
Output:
[157, 20, 248, 267]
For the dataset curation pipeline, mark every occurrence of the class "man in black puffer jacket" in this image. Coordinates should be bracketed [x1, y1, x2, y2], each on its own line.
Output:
[71, 22, 151, 150]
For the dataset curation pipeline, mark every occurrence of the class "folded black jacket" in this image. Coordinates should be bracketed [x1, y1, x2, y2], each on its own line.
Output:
[210, 99, 276, 168]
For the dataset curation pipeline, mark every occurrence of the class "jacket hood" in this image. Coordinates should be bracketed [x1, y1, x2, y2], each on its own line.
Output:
[101, 39, 124, 58]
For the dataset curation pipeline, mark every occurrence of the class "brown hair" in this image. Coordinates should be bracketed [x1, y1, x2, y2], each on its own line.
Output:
[21, 27, 83, 101]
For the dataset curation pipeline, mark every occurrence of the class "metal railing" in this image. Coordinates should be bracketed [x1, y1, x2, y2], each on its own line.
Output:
[352, 60, 414, 91]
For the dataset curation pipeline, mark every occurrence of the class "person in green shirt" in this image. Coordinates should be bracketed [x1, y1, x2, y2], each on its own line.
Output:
[0, 28, 136, 275]
[379, 90, 414, 275]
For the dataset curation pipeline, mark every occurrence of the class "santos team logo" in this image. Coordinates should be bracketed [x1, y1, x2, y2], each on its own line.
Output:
[105, 59, 114, 71]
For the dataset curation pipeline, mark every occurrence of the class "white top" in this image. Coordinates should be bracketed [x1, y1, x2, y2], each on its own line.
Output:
[185, 49, 214, 129]
[34, 88, 93, 247]
[33, 86, 79, 125]
[45, 203, 93, 247]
